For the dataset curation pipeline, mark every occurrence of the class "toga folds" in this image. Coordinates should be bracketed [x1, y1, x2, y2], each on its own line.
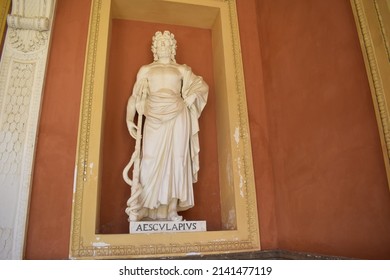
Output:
[131, 65, 208, 216]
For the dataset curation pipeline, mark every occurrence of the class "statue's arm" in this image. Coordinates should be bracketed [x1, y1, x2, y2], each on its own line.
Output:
[126, 66, 149, 139]
[181, 64, 208, 113]
[126, 96, 137, 139]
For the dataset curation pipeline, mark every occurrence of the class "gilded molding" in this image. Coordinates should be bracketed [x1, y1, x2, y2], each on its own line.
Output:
[351, 0, 390, 188]
[71, 0, 102, 255]
[75, 240, 254, 259]
[226, 0, 258, 246]
[373, 0, 390, 62]
[71, 0, 259, 259]
[0, 0, 10, 41]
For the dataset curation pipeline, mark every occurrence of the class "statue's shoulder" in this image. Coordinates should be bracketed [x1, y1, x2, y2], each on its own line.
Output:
[180, 63, 191, 71]
[177, 63, 191, 75]
[136, 64, 153, 79]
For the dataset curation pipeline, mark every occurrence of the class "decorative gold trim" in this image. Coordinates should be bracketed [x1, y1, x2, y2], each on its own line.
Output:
[0, 0, 10, 42]
[373, 0, 390, 61]
[70, 0, 102, 257]
[70, 0, 260, 259]
[351, 0, 390, 190]
[226, 0, 259, 247]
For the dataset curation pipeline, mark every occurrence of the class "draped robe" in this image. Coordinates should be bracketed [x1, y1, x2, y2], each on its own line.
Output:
[129, 63, 208, 219]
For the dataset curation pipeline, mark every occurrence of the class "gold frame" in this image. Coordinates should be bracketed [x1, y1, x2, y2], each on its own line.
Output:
[351, 0, 390, 190]
[70, 0, 260, 259]
[0, 0, 10, 41]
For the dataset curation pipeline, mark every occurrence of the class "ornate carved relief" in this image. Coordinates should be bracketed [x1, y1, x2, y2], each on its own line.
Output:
[8, 28, 48, 53]
[6, 0, 50, 53]
[0, 0, 56, 259]
[0, 62, 35, 179]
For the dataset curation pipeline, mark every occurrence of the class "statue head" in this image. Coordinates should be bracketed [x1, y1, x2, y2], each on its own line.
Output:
[151, 31, 177, 62]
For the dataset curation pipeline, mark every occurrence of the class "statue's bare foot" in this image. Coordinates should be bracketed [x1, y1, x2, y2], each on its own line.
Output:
[128, 208, 147, 222]
[168, 212, 183, 221]
[137, 208, 148, 221]
[167, 198, 182, 221]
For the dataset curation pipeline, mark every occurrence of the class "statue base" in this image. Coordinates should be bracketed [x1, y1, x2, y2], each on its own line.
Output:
[130, 220, 207, 234]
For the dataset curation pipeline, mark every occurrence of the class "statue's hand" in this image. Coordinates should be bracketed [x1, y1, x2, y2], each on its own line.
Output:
[136, 102, 144, 115]
[127, 121, 138, 139]
[184, 94, 196, 107]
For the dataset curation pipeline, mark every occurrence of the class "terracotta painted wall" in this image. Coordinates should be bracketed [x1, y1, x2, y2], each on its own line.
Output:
[25, 0, 92, 259]
[24, 0, 390, 259]
[235, 0, 278, 250]
[256, 0, 390, 259]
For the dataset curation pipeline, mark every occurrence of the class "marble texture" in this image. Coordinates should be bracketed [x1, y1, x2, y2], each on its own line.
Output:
[123, 31, 208, 223]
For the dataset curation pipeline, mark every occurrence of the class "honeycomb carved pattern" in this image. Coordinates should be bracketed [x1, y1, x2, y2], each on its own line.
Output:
[0, 0, 56, 260]
[0, 62, 34, 182]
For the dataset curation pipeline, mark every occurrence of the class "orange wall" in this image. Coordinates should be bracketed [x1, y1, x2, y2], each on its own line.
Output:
[24, 0, 390, 259]
[25, 0, 92, 259]
[256, 0, 390, 259]
[235, 0, 279, 250]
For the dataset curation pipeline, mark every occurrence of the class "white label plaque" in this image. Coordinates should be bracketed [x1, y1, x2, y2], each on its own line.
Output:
[130, 221, 206, 234]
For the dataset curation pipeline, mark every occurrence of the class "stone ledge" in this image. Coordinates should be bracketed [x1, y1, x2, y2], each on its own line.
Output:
[160, 250, 351, 260]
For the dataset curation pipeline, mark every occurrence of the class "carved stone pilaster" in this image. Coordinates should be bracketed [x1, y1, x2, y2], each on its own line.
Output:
[0, 0, 56, 259]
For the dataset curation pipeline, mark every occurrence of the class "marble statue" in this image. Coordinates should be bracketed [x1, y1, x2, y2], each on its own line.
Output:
[123, 31, 208, 222]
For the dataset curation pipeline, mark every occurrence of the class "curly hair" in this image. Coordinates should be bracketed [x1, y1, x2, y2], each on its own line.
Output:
[151, 31, 177, 62]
